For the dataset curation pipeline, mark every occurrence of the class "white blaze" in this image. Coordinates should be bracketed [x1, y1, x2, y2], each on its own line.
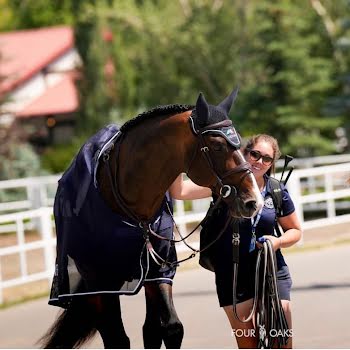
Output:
[237, 150, 264, 216]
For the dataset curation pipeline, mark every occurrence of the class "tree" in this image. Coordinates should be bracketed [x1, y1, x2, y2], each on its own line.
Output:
[311, 0, 350, 153]
[236, 0, 342, 157]
[0, 30, 45, 180]
[7, 0, 75, 29]
[74, 2, 119, 137]
[0, 0, 15, 31]
[2, 0, 348, 157]
[92, 0, 344, 156]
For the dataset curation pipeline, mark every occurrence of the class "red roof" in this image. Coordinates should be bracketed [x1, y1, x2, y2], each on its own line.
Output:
[0, 26, 74, 94]
[16, 74, 79, 118]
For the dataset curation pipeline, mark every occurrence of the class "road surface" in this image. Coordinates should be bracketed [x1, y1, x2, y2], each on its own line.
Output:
[0, 243, 349, 348]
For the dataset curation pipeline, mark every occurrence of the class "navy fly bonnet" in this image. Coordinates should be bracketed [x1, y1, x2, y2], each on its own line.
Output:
[189, 87, 241, 148]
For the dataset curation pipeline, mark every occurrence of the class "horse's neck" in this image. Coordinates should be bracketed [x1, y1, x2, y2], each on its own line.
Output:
[101, 112, 194, 221]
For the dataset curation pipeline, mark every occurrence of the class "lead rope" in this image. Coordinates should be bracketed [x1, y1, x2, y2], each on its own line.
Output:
[142, 197, 233, 268]
[232, 238, 289, 348]
[260, 240, 289, 348]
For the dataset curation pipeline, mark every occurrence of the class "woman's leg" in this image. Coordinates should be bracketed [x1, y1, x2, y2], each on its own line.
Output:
[281, 300, 293, 349]
[223, 299, 292, 349]
[223, 299, 258, 349]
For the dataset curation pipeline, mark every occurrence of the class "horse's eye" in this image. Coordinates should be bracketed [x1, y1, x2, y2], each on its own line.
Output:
[212, 141, 227, 152]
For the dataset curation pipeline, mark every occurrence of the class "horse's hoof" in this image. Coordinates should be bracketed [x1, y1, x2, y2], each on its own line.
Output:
[143, 323, 163, 349]
[162, 322, 184, 349]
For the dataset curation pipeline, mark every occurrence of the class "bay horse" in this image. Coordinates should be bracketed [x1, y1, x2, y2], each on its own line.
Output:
[40, 88, 263, 349]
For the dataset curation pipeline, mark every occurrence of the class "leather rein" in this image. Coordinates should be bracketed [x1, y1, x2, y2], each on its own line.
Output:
[102, 116, 252, 268]
[231, 236, 290, 348]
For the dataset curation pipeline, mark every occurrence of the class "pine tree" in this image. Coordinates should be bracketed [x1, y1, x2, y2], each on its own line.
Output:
[316, 0, 350, 153]
[239, 0, 342, 157]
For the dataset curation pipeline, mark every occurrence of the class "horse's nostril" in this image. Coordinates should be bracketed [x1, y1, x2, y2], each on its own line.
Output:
[245, 200, 257, 212]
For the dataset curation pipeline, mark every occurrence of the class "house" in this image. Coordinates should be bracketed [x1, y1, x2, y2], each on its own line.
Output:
[0, 25, 81, 148]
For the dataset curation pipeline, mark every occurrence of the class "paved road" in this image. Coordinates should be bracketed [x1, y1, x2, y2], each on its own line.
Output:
[0, 243, 349, 348]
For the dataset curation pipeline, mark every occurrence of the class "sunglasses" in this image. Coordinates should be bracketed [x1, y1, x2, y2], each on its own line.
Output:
[249, 150, 274, 166]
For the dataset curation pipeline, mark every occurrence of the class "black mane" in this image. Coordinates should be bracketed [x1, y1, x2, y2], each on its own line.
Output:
[120, 104, 194, 133]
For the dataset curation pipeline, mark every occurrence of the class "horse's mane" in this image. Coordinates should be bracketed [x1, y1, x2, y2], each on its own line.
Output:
[120, 104, 194, 133]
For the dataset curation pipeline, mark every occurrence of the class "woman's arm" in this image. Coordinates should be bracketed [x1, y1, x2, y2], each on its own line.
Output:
[169, 174, 212, 200]
[258, 211, 302, 251]
[277, 212, 302, 248]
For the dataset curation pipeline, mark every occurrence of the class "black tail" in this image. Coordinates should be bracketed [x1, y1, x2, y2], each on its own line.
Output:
[38, 297, 97, 349]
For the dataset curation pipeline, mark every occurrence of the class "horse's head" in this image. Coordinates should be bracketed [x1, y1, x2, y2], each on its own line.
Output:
[186, 88, 263, 218]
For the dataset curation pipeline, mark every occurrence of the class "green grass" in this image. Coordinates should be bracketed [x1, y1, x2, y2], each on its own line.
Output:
[283, 236, 350, 255]
[0, 291, 49, 310]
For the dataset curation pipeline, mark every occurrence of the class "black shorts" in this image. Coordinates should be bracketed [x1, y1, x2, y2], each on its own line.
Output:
[215, 265, 292, 307]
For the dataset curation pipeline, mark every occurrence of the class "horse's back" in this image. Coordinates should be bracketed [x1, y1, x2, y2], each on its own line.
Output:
[58, 124, 120, 212]
[50, 124, 177, 307]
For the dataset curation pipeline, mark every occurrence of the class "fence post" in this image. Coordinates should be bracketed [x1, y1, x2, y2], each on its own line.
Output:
[16, 218, 27, 277]
[38, 208, 55, 280]
[325, 173, 336, 218]
[27, 183, 47, 209]
[0, 260, 3, 304]
[27, 183, 48, 231]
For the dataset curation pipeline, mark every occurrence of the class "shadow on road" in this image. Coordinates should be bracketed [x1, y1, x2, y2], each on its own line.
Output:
[174, 282, 350, 298]
[292, 282, 350, 292]
[175, 290, 216, 298]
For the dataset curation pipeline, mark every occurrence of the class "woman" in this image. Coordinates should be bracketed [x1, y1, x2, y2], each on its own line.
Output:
[165, 134, 301, 348]
[211, 134, 302, 348]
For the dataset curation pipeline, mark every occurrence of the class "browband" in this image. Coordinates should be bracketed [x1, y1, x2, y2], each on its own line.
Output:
[189, 116, 241, 148]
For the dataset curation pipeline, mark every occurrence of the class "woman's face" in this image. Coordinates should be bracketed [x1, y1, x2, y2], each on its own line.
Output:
[246, 140, 274, 178]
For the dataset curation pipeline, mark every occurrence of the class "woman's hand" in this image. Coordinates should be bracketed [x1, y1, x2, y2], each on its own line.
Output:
[256, 235, 282, 251]
[255, 212, 302, 251]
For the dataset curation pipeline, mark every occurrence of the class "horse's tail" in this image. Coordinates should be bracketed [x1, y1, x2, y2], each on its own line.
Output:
[38, 297, 97, 349]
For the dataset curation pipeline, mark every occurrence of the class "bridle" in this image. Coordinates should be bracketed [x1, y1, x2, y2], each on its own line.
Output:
[187, 114, 253, 200]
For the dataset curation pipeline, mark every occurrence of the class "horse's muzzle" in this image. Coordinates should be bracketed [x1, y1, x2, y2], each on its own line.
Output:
[227, 197, 262, 219]
[241, 199, 259, 217]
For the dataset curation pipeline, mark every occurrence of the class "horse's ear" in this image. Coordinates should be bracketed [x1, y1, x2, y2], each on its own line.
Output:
[218, 87, 239, 115]
[196, 92, 209, 125]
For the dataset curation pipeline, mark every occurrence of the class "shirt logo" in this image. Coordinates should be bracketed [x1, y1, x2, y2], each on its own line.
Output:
[264, 196, 274, 209]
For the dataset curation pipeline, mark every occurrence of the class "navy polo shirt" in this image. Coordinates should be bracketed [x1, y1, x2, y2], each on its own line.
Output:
[212, 176, 296, 289]
[238, 176, 295, 268]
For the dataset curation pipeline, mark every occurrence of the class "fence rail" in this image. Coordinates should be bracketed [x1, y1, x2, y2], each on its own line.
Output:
[0, 161, 350, 304]
[286, 162, 350, 231]
[0, 175, 59, 215]
[0, 207, 55, 304]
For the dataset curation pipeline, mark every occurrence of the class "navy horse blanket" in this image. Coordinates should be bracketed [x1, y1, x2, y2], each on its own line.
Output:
[49, 124, 177, 308]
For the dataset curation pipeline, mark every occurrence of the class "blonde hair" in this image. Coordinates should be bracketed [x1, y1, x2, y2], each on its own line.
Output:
[243, 134, 281, 176]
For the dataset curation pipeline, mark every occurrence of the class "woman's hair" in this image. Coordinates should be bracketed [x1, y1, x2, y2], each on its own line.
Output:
[243, 134, 281, 176]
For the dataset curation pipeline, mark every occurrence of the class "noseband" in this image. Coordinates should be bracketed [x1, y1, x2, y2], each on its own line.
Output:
[188, 115, 252, 199]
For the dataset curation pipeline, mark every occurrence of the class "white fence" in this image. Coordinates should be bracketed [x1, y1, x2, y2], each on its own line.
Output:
[0, 175, 58, 213]
[286, 162, 350, 230]
[0, 207, 55, 304]
[0, 162, 350, 304]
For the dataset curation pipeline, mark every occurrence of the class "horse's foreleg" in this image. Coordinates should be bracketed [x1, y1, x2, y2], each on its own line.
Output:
[158, 283, 184, 349]
[143, 282, 184, 349]
[143, 283, 163, 348]
[95, 294, 130, 349]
